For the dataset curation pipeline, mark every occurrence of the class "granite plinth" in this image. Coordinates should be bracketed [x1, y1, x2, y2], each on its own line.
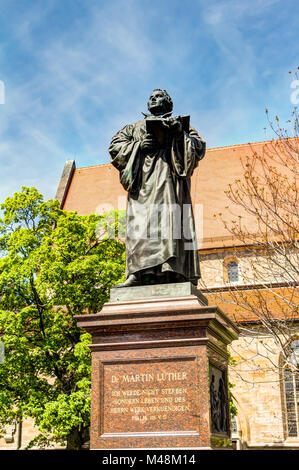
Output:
[75, 285, 238, 449]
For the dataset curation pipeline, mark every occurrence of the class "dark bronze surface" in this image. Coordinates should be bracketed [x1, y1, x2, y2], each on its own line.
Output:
[109, 89, 206, 286]
[209, 364, 229, 435]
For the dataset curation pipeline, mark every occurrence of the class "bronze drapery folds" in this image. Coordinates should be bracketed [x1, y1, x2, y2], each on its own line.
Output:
[109, 89, 206, 287]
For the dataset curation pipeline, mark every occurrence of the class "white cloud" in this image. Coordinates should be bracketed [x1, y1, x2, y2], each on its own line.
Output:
[0, 1, 161, 202]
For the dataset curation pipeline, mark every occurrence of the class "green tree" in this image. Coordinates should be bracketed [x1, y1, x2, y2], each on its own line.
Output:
[0, 187, 125, 449]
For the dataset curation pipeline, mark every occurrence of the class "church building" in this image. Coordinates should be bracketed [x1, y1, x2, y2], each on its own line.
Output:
[1, 138, 298, 449]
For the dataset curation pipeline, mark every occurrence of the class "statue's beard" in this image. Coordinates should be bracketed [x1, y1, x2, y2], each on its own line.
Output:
[148, 102, 168, 116]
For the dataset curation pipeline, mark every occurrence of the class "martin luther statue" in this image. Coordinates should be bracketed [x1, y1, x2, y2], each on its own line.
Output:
[109, 89, 206, 287]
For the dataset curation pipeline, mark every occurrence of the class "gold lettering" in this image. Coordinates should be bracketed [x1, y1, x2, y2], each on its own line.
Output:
[110, 407, 128, 414]
[122, 374, 154, 383]
[156, 372, 187, 381]
[162, 387, 187, 395]
[174, 396, 186, 403]
[113, 398, 139, 405]
[108, 368, 191, 420]
[121, 389, 141, 396]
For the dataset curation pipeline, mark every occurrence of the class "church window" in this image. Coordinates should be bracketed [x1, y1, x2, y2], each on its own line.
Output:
[283, 340, 299, 437]
[227, 261, 239, 283]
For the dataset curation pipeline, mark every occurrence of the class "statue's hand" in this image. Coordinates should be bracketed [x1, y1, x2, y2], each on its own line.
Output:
[140, 134, 158, 152]
[164, 117, 183, 135]
[170, 118, 183, 134]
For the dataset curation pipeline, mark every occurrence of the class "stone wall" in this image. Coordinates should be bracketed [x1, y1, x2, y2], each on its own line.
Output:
[199, 248, 297, 288]
[228, 332, 299, 449]
[0, 417, 47, 450]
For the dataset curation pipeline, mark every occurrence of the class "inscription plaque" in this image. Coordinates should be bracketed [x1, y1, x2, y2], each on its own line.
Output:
[101, 358, 198, 435]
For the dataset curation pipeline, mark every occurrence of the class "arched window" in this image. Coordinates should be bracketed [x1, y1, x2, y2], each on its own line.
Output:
[283, 340, 299, 437]
[231, 416, 238, 433]
[227, 261, 239, 283]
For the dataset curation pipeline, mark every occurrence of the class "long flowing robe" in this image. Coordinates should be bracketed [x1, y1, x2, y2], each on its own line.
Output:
[109, 114, 206, 283]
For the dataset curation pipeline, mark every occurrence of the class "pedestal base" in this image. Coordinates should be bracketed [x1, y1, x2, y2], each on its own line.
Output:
[76, 283, 238, 449]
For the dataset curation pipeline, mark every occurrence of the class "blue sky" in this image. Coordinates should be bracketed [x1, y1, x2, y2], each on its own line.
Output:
[0, 0, 298, 202]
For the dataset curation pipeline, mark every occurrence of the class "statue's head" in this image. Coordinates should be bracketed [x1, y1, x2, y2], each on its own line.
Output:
[147, 89, 173, 116]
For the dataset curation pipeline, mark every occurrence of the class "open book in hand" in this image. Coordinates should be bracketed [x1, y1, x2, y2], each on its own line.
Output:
[146, 115, 190, 146]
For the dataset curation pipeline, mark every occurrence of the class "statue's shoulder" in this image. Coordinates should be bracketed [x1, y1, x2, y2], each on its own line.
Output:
[131, 118, 146, 128]
[119, 119, 145, 132]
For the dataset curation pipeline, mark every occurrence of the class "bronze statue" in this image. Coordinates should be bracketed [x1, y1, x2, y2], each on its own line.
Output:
[109, 89, 205, 287]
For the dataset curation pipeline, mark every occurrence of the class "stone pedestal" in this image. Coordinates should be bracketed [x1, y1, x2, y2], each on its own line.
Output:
[75, 283, 238, 449]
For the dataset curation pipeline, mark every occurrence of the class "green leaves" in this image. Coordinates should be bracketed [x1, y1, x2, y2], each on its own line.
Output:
[0, 187, 125, 448]
[37, 391, 91, 437]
